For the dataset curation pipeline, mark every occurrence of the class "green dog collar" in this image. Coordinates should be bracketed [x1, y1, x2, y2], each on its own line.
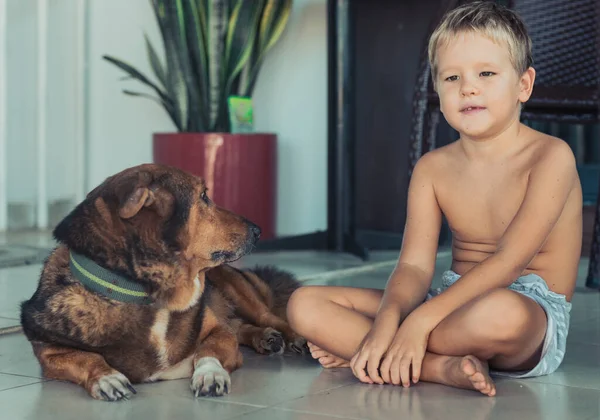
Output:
[69, 251, 152, 305]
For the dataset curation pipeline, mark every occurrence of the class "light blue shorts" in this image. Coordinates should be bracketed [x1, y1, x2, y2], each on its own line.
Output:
[426, 270, 572, 378]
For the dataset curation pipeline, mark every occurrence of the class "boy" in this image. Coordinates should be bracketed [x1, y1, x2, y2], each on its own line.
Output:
[286, 1, 581, 397]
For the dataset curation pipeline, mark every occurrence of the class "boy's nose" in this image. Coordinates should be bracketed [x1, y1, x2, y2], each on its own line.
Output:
[460, 80, 479, 96]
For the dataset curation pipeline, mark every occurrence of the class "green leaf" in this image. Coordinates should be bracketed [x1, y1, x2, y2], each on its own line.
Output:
[242, 0, 292, 96]
[106, 0, 293, 133]
[207, 0, 228, 130]
[102, 55, 170, 105]
[261, 0, 292, 53]
[144, 34, 167, 90]
[186, 0, 209, 130]
[158, 0, 191, 131]
[123, 90, 181, 131]
[224, 0, 264, 86]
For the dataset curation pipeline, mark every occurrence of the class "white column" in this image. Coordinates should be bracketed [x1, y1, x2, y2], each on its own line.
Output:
[36, 0, 48, 229]
[0, 0, 7, 231]
[75, 0, 88, 202]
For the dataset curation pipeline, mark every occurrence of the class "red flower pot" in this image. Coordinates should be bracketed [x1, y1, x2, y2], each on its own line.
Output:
[153, 132, 277, 240]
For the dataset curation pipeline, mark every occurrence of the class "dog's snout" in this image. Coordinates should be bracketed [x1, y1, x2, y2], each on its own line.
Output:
[248, 223, 261, 241]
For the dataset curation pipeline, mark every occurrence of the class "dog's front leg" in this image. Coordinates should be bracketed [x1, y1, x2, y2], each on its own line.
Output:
[32, 342, 136, 401]
[191, 309, 242, 397]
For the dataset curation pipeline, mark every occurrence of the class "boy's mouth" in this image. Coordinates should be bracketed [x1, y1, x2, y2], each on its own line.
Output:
[460, 106, 486, 114]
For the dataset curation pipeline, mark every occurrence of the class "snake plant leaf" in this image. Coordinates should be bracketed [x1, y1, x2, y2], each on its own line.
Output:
[105, 0, 292, 133]
[161, 0, 192, 131]
[123, 90, 182, 131]
[123, 89, 161, 102]
[174, 0, 204, 131]
[223, 0, 264, 102]
[151, 0, 195, 130]
[241, 0, 292, 96]
[103, 54, 183, 130]
[144, 34, 167, 90]
[102, 55, 170, 105]
[207, 0, 228, 130]
[185, 0, 209, 130]
[102, 53, 184, 130]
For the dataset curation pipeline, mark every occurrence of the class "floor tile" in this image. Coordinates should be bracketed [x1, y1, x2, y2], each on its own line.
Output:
[0, 264, 42, 319]
[0, 372, 44, 392]
[229, 407, 362, 420]
[232, 250, 401, 281]
[570, 292, 600, 324]
[0, 240, 599, 420]
[194, 354, 356, 407]
[569, 317, 600, 345]
[0, 230, 56, 249]
[301, 252, 453, 289]
[275, 378, 599, 420]
[526, 342, 600, 390]
[0, 317, 20, 328]
[0, 381, 263, 420]
[0, 333, 44, 378]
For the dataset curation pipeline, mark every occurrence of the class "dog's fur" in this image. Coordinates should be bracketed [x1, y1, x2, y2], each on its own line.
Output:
[19, 164, 306, 401]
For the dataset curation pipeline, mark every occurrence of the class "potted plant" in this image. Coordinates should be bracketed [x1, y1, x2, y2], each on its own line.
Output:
[102, 0, 293, 240]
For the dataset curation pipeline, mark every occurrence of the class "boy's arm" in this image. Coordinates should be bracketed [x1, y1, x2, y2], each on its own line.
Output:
[415, 139, 578, 329]
[351, 152, 442, 384]
[375, 153, 442, 328]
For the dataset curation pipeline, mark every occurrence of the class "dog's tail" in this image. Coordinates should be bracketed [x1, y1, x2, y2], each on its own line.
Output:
[246, 265, 302, 310]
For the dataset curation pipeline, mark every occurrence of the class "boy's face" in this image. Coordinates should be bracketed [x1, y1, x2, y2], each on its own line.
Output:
[435, 31, 534, 141]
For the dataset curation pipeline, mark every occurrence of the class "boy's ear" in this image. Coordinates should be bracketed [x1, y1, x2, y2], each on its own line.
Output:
[518, 67, 536, 103]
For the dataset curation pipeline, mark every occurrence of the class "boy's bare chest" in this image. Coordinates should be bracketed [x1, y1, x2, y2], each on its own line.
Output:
[436, 167, 530, 241]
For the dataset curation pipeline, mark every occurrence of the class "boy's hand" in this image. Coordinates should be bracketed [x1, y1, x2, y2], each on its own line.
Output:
[349, 323, 396, 385]
[379, 312, 432, 387]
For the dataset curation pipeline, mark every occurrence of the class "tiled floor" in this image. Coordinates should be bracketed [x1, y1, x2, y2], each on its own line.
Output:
[1, 233, 599, 419]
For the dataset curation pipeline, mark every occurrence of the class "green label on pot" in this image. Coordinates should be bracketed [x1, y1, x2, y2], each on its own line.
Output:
[228, 96, 254, 133]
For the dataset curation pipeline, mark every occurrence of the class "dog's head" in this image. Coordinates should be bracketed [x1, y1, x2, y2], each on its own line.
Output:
[53, 164, 260, 284]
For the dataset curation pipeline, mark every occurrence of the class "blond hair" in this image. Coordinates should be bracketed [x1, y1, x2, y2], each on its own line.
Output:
[428, 1, 532, 86]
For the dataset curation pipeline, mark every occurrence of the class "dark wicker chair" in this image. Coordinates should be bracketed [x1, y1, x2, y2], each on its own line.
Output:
[408, 0, 600, 288]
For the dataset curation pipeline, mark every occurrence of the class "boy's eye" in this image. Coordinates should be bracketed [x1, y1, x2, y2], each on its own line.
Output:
[480, 71, 495, 77]
[445, 75, 459, 82]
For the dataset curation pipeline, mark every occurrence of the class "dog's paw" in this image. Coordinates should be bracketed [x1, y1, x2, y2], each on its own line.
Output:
[89, 372, 137, 401]
[287, 335, 309, 355]
[190, 357, 231, 397]
[259, 328, 285, 355]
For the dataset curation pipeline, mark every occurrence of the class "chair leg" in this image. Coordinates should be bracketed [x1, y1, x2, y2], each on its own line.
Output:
[586, 185, 600, 289]
[409, 95, 427, 176]
[408, 56, 434, 176]
[408, 102, 441, 176]
[425, 104, 441, 152]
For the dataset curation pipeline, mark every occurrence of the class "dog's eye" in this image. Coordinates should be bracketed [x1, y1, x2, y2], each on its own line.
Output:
[200, 190, 209, 204]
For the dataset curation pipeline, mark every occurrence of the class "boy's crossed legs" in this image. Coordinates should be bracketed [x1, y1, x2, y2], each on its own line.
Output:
[287, 285, 547, 396]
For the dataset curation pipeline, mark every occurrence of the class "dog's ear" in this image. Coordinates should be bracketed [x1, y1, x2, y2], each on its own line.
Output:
[115, 171, 154, 219]
[116, 172, 173, 219]
[118, 187, 155, 219]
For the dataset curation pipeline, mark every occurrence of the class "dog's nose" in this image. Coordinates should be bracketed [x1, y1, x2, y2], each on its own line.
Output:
[248, 222, 261, 241]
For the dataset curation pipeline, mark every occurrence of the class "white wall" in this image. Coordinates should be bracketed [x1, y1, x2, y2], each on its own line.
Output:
[86, 0, 171, 186]
[252, 0, 327, 237]
[87, 0, 327, 237]
[4, 0, 326, 235]
[6, 0, 39, 204]
[6, 0, 79, 228]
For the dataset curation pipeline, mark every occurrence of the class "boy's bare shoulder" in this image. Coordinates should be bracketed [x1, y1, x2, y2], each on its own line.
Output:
[412, 142, 460, 177]
[528, 132, 577, 176]
[415, 142, 458, 170]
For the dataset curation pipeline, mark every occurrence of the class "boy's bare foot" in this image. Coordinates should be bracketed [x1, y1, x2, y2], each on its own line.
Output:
[307, 342, 350, 368]
[441, 355, 496, 396]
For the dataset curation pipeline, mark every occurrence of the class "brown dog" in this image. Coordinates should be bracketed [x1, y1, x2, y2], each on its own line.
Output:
[20, 164, 306, 401]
